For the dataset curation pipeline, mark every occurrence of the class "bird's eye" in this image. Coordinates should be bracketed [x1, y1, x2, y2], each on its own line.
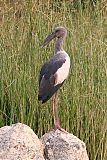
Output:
[56, 30, 59, 33]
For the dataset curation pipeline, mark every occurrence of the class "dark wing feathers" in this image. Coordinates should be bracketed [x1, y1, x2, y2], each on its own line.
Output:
[44, 59, 66, 79]
[39, 58, 66, 82]
[38, 58, 66, 103]
[42, 81, 64, 103]
[39, 62, 49, 85]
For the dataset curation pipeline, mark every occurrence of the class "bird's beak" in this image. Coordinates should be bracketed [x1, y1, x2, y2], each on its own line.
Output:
[41, 31, 56, 48]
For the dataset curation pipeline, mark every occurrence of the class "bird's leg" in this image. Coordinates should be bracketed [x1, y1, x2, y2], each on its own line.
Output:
[52, 93, 67, 133]
[52, 93, 60, 130]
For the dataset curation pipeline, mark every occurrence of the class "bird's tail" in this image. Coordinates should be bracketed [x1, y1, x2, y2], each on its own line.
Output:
[38, 81, 64, 104]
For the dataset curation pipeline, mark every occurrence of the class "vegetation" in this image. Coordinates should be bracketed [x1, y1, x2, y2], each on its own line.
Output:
[0, 0, 107, 159]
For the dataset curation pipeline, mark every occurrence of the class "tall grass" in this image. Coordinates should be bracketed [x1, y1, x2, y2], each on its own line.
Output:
[0, 1, 107, 159]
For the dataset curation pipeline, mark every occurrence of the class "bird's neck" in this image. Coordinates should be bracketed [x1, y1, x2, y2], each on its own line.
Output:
[55, 37, 64, 54]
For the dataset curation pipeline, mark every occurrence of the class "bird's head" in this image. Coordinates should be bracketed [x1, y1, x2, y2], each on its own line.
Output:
[41, 26, 67, 48]
[54, 26, 67, 38]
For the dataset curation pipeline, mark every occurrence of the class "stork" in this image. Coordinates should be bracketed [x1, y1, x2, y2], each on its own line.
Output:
[38, 27, 70, 132]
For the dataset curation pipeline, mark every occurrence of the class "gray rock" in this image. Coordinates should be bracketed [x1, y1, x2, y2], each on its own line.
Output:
[41, 129, 89, 160]
[0, 123, 89, 160]
[0, 123, 44, 160]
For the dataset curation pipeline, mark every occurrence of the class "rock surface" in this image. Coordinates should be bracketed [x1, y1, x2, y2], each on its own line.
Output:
[0, 123, 89, 160]
[0, 123, 44, 160]
[41, 129, 89, 160]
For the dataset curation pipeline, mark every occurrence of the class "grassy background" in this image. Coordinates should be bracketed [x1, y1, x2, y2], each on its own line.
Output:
[0, 0, 107, 159]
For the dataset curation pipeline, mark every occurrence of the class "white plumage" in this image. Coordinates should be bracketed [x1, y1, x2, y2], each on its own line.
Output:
[54, 51, 70, 86]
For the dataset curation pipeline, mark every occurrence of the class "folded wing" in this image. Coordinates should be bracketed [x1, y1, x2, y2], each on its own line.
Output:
[38, 57, 67, 103]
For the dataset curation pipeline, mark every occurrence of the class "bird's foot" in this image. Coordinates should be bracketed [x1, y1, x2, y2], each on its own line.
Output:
[53, 124, 68, 133]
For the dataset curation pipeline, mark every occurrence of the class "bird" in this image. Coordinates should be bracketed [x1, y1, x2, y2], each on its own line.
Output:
[38, 26, 70, 132]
